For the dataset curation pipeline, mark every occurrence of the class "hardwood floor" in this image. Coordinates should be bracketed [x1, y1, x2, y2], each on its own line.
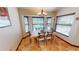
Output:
[17, 36, 79, 51]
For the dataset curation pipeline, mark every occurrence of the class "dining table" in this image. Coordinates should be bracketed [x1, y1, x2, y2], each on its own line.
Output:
[30, 31, 53, 45]
[30, 31, 39, 45]
[31, 30, 39, 37]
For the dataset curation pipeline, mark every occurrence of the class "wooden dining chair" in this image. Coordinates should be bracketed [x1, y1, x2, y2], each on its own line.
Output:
[37, 32, 46, 46]
[45, 32, 52, 44]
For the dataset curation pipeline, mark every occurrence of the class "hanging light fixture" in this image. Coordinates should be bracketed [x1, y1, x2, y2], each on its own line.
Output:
[37, 9, 47, 16]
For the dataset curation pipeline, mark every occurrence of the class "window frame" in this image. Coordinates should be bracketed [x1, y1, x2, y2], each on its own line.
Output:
[55, 13, 75, 37]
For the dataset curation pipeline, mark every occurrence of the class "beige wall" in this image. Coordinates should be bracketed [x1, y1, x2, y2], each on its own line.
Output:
[56, 7, 79, 46]
[0, 7, 22, 50]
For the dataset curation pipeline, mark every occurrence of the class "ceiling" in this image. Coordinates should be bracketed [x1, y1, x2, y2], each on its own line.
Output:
[20, 7, 61, 12]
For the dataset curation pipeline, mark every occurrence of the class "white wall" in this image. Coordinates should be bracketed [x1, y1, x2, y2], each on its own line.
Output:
[0, 7, 22, 51]
[57, 7, 79, 46]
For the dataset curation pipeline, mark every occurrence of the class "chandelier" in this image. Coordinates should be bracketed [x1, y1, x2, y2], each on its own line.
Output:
[37, 9, 47, 16]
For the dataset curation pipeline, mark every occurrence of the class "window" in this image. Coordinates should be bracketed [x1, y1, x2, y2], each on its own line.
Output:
[24, 16, 29, 32]
[32, 17, 44, 31]
[46, 17, 52, 31]
[56, 14, 74, 36]
[0, 7, 11, 28]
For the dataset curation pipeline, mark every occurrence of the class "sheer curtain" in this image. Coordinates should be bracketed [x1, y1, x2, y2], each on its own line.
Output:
[24, 16, 29, 32]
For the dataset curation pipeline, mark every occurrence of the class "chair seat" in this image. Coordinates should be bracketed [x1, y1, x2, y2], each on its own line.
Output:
[38, 38, 44, 41]
[46, 36, 51, 40]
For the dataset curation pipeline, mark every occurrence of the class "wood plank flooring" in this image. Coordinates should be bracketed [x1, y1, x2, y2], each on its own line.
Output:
[17, 36, 79, 51]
